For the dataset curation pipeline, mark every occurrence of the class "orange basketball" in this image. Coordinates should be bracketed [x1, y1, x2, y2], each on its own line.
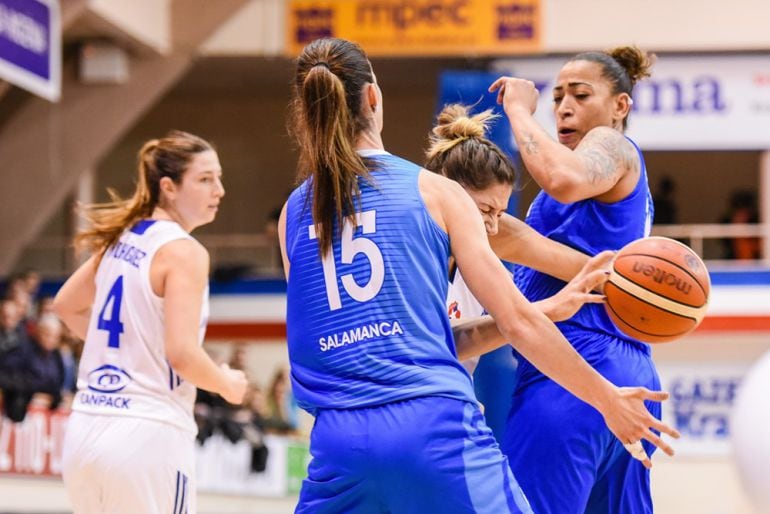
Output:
[605, 236, 710, 343]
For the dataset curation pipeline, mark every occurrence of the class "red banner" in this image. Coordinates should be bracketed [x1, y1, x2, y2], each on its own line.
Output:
[0, 406, 69, 476]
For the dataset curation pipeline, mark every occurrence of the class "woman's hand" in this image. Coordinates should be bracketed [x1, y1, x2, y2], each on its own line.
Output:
[536, 250, 615, 322]
[488, 76, 540, 116]
[599, 386, 681, 469]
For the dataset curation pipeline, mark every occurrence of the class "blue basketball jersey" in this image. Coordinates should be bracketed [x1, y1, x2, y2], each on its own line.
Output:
[514, 137, 654, 384]
[284, 151, 475, 415]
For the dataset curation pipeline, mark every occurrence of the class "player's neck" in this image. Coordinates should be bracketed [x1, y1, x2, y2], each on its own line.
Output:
[356, 130, 384, 152]
[151, 207, 187, 232]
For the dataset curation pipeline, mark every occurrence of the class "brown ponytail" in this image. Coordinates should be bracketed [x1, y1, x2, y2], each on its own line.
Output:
[75, 130, 213, 261]
[289, 38, 375, 255]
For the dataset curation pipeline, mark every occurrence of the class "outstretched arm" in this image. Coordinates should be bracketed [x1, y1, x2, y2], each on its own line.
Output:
[489, 212, 589, 282]
[452, 250, 613, 360]
[423, 170, 678, 467]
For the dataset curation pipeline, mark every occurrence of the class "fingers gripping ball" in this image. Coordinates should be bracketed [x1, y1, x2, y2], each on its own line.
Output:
[604, 237, 710, 343]
[732, 351, 770, 512]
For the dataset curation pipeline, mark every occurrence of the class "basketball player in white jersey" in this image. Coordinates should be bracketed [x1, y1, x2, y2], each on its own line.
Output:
[426, 104, 612, 374]
[53, 131, 247, 514]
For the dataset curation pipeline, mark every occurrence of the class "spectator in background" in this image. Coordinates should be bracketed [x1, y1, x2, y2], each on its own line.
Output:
[228, 346, 248, 372]
[59, 328, 80, 402]
[1, 298, 28, 422]
[21, 269, 42, 302]
[4, 271, 42, 320]
[232, 384, 271, 472]
[0, 313, 64, 422]
[194, 347, 253, 445]
[36, 295, 56, 319]
[25, 314, 65, 407]
[0, 298, 28, 355]
[264, 195, 290, 275]
[266, 367, 298, 433]
[653, 175, 678, 225]
[5, 282, 32, 327]
[721, 189, 761, 260]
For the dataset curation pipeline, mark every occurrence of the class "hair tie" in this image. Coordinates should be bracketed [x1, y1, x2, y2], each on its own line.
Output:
[313, 62, 331, 70]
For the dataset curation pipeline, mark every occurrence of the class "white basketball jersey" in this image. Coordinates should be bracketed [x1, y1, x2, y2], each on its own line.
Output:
[446, 268, 486, 375]
[446, 268, 486, 322]
[73, 219, 208, 434]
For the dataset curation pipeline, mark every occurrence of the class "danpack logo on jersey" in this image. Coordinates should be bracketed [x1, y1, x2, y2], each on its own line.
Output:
[86, 364, 132, 393]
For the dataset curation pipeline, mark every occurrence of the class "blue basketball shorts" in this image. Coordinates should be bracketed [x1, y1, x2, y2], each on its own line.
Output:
[501, 337, 661, 514]
[295, 395, 532, 514]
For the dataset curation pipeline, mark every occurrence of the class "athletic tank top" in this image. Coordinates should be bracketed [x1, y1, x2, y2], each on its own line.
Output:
[514, 137, 654, 382]
[73, 219, 208, 434]
[285, 150, 475, 415]
[446, 267, 487, 375]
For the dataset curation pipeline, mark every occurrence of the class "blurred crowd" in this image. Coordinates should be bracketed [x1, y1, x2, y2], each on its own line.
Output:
[195, 348, 299, 473]
[0, 269, 79, 423]
[1, 268, 300, 477]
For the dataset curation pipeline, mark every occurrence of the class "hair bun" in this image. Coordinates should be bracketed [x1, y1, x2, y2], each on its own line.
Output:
[432, 104, 497, 141]
[609, 46, 655, 86]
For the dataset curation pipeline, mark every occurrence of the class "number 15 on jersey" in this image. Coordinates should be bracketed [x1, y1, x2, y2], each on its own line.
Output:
[308, 210, 385, 311]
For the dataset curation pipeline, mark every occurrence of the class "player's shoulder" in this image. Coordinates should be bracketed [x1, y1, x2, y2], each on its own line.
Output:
[582, 126, 637, 155]
[419, 168, 468, 197]
[157, 237, 208, 270]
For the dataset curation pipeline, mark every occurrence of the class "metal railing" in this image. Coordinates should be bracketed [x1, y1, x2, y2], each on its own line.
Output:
[17, 224, 770, 277]
[650, 223, 769, 266]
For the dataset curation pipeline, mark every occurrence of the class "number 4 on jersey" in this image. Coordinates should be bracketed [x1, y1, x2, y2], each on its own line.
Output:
[98, 276, 125, 348]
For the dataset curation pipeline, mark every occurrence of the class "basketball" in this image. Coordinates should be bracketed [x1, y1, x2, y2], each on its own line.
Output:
[604, 236, 710, 343]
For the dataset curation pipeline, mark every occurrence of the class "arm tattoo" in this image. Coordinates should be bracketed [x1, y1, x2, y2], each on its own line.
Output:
[522, 132, 539, 155]
[578, 129, 637, 185]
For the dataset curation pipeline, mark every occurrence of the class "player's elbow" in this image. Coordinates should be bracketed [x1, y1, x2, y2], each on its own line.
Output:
[51, 294, 67, 319]
[165, 339, 191, 372]
[52, 293, 79, 326]
[536, 164, 586, 203]
[496, 308, 546, 348]
[542, 176, 584, 204]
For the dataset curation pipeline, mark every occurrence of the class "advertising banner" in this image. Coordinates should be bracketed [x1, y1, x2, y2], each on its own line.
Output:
[657, 361, 749, 457]
[493, 55, 770, 150]
[287, 0, 541, 57]
[1, 408, 309, 498]
[0, 0, 60, 101]
[0, 407, 69, 476]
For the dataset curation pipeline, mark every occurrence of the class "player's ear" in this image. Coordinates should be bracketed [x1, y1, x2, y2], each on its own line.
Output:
[614, 93, 633, 122]
[367, 83, 378, 113]
[159, 176, 177, 201]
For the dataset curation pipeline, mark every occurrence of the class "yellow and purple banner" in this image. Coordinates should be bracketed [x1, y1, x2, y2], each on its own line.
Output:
[286, 0, 541, 57]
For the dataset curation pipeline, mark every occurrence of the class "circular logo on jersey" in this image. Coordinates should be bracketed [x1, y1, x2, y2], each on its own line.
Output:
[87, 364, 132, 393]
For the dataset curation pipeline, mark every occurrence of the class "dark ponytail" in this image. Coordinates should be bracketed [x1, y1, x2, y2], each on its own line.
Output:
[289, 38, 375, 255]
